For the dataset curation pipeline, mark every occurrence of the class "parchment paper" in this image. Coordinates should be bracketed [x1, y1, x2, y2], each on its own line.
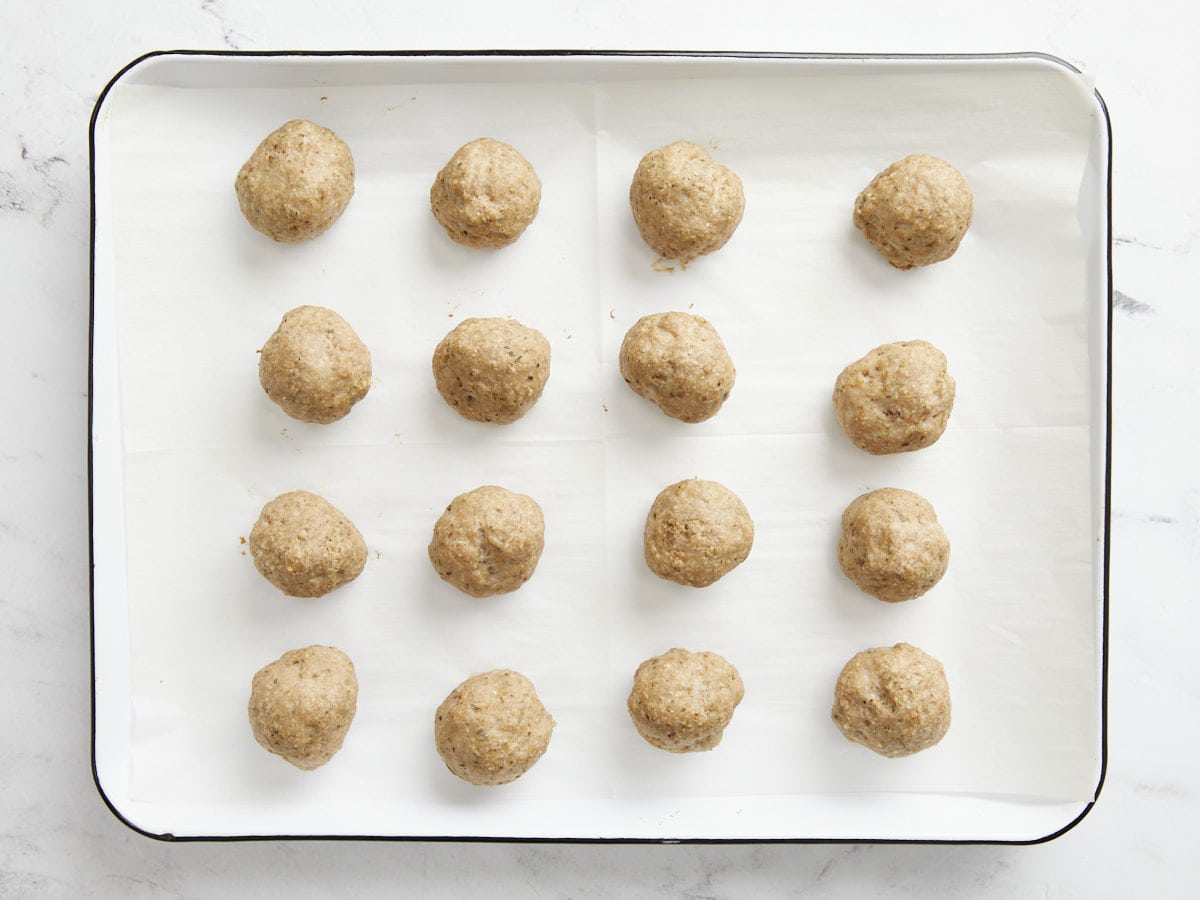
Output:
[103, 58, 1101, 824]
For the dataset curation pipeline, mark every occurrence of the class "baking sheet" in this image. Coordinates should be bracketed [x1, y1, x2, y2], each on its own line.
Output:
[91, 52, 1107, 841]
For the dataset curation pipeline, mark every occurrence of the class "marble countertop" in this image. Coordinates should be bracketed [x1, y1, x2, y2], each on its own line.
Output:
[2, 0, 1195, 895]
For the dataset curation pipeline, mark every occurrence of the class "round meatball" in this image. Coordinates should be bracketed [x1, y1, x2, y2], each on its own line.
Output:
[627, 648, 744, 753]
[853, 153, 973, 269]
[248, 645, 358, 771]
[235, 119, 355, 243]
[643, 479, 754, 587]
[432, 317, 551, 424]
[619, 311, 735, 423]
[258, 305, 372, 424]
[428, 485, 545, 598]
[434, 670, 555, 785]
[248, 490, 367, 598]
[838, 488, 950, 602]
[430, 138, 541, 248]
[629, 141, 745, 264]
[832, 340, 955, 454]
[831, 643, 951, 758]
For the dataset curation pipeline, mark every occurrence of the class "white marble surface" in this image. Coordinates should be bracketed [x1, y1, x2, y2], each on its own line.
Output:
[1, 0, 1195, 895]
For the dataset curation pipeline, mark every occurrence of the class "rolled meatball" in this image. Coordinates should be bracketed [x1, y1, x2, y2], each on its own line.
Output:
[430, 138, 541, 248]
[643, 479, 754, 587]
[235, 119, 355, 242]
[434, 670, 555, 785]
[831, 643, 951, 758]
[258, 305, 372, 424]
[428, 485, 545, 598]
[629, 141, 745, 263]
[432, 317, 551, 424]
[619, 311, 735, 423]
[627, 648, 744, 753]
[248, 645, 358, 770]
[838, 488, 950, 602]
[853, 153, 972, 269]
[832, 340, 955, 454]
[248, 490, 367, 598]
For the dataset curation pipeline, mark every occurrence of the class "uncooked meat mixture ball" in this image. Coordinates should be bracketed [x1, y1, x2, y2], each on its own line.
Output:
[832, 340, 955, 454]
[434, 669, 555, 785]
[249, 490, 367, 598]
[428, 485, 545, 598]
[432, 317, 551, 424]
[627, 648, 744, 753]
[831, 643, 951, 758]
[853, 153, 973, 269]
[235, 119, 355, 242]
[248, 645, 358, 771]
[430, 138, 542, 248]
[619, 311, 735, 423]
[838, 488, 950, 603]
[629, 140, 745, 263]
[258, 305, 372, 424]
[643, 479, 754, 588]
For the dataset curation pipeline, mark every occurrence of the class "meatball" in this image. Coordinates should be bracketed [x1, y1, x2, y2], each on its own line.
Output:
[434, 670, 555, 785]
[853, 153, 973, 269]
[629, 141, 745, 264]
[432, 317, 551, 424]
[247, 645, 358, 770]
[248, 490, 367, 598]
[428, 485, 545, 598]
[838, 488, 950, 602]
[619, 311, 736, 423]
[235, 119, 355, 243]
[430, 138, 541, 248]
[258, 305, 372, 424]
[832, 340, 956, 454]
[627, 648, 744, 753]
[643, 479, 754, 587]
[831, 643, 951, 758]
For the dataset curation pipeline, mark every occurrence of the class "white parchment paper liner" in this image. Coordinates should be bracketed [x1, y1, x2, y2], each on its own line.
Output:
[103, 58, 1100, 825]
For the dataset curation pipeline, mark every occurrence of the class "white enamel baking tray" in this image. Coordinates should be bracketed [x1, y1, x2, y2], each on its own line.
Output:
[90, 51, 1110, 843]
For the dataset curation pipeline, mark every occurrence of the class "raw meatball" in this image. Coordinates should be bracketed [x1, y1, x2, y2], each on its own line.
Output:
[248, 645, 358, 771]
[619, 311, 735, 423]
[428, 485, 545, 598]
[432, 317, 551, 424]
[258, 305, 372, 424]
[434, 670, 555, 785]
[831, 643, 951, 758]
[627, 648, 744, 753]
[430, 138, 541, 248]
[629, 141, 745, 264]
[853, 153, 973, 269]
[840, 489, 950, 602]
[838, 488, 950, 602]
[235, 119, 355, 243]
[249, 490, 367, 598]
[643, 479, 754, 587]
[832, 340, 955, 454]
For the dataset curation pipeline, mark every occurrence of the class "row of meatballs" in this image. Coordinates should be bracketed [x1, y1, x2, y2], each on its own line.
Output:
[260, 301, 958, 453]
[248, 482, 948, 603]
[236, 120, 973, 272]
[249, 642, 949, 784]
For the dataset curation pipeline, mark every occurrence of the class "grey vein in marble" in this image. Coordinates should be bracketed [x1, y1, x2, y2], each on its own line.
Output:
[1113, 289, 1154, 315]
[1115, 232, 1200, 255]
[1, 137, 71, 227]
[200, 0, 248, 50]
